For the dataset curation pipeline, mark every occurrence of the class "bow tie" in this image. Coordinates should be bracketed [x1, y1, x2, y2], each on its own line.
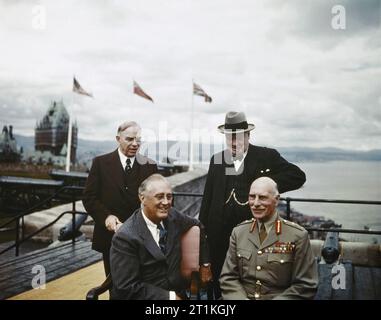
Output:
[233, 155, 244, 162]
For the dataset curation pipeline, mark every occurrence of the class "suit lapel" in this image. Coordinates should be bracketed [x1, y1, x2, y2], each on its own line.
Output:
[246, 144, 259, 177]
[260, 222, 279, 249]
[220, 149, 233, 194]
[108, 149, 127, 190]
[220, 144, 258, 184]
[134, 154, 144, 178]
[137, 210, 166, 261]
[247, 223, 261, 249]
[247, 216, 280, 250]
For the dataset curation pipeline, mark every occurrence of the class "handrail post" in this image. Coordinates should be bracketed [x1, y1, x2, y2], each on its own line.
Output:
[286, 198, 291, 220]
[72, 211, 75, 245]
[15, 217, 20, 256]
[21, 216, 25, 241]
[72, 187, 76, 245]
[72, 187, 76, 213]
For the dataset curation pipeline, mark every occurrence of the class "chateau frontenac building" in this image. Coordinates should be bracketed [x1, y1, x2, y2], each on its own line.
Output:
[35, 100, 78, 163]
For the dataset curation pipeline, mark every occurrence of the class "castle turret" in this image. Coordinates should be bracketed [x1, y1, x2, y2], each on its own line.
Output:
[35, 100, 78, 163]
[0, 125, 21, 162]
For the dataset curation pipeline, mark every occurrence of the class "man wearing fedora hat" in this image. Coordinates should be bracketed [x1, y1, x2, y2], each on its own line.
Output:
[199, 111, 306, 299]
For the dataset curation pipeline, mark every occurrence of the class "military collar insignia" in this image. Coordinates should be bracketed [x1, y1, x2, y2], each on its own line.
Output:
[250, 218, 282, 235]
[275, 219, 281, 235]
[250, 219, 257, 233]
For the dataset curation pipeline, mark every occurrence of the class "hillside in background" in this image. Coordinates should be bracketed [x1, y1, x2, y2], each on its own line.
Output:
[13, 134, 381, 168]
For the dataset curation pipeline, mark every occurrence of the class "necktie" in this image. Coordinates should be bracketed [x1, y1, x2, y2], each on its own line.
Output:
[259, 223, 267, 244]
[157, 223, 167, 254]
[125, 158, 132, 174]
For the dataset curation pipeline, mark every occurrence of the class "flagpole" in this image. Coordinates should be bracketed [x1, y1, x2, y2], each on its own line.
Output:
[189, 79, 194, 171]
[132, 79, 135, 116]
[65, 94, 73, 172]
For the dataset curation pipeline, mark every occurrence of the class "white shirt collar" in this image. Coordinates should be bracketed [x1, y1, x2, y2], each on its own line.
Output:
[141, 210, 164, 247]
[118, 148, 135, 169]
[233, 149, 248, 172]
[141, 209, 158, 229]
[260, 211, 278, 233]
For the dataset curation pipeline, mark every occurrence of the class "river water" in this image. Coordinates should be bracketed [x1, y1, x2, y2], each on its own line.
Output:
[285, 161, 381, 243]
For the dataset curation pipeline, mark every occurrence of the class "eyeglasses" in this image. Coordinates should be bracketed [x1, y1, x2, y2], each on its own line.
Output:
[125, 136, 142, 143]
[154, 193, 173, 202]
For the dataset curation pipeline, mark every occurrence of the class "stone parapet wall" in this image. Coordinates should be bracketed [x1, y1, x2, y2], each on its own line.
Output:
[23, 169, 208, 242]
[167, 168, 207, 218]
[310, 239, 381, 267]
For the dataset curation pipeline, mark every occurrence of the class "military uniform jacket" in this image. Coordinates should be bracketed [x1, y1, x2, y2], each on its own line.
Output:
[220, 215, 318, 300]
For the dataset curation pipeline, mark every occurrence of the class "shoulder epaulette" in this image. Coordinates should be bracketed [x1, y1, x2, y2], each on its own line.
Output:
[282, 219, 305, 231]
[237, 218, 255, 226]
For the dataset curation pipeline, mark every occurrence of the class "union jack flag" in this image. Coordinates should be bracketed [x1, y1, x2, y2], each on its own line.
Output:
[193, 82, 212, 103]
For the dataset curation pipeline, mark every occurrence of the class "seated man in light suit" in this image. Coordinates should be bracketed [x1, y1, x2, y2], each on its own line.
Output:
[220, 177, 317, 300]
[110, 174, 212, 300]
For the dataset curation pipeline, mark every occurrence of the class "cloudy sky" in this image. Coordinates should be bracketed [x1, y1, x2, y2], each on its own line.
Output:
[0, 0, 380, 150]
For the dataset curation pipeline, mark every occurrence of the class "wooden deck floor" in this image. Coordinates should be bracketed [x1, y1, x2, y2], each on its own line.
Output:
[9, 261, 109, 300]
[0, 240, 103, 299]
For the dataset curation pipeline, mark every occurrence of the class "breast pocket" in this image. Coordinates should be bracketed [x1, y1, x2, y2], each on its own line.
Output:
[267, 253, 294, 286]
[237, 249, 252, 277]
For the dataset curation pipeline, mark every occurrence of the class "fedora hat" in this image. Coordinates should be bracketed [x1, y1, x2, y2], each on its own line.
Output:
[218, 111, 255, 133]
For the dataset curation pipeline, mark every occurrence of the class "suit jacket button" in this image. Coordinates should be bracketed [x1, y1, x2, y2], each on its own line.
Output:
[257, 250, 263, 255]
[256, 266, 262, 271]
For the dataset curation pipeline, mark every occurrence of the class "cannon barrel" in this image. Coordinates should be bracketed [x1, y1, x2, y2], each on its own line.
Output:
[321, 231, 340, 264]
[58, 214, 88, 241]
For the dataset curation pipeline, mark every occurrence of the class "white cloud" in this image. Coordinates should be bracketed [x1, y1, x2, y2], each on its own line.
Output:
[0, 0, 380, 151]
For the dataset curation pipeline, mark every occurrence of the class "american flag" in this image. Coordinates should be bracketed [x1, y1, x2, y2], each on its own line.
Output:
[73, 77, 93, 98]
[193, 82, 212, 103]
[133, 81, 154, 102]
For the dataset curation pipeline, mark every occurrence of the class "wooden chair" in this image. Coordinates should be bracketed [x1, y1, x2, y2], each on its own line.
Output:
[86, 226, 210, 300]
[86, 273, 112, 300]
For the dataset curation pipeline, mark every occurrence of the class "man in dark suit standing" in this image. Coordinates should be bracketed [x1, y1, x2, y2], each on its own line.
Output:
[83, 121, 157, 276]
[110, 174, 212, 300]
[199, 111, 306, 298]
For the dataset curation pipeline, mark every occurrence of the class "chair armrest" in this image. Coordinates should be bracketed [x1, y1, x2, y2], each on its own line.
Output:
[86, 274, 113, 300]
[181, 226, 200, 281]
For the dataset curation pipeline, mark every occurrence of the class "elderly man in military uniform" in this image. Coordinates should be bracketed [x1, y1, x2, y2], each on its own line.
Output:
[200, 111, 306, 298]
[220, 177, 318, 300]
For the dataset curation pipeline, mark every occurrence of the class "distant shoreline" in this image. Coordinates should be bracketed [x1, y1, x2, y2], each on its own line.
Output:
[10, 134, 381, 169]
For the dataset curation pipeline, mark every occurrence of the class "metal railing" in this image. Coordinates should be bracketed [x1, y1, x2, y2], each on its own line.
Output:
[0, 210, 88, 256]
[1, 188, 380, 257]
[0, 186, 85, 256]
[173, 193, 381, 235]
[281, 197, 381, 235]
